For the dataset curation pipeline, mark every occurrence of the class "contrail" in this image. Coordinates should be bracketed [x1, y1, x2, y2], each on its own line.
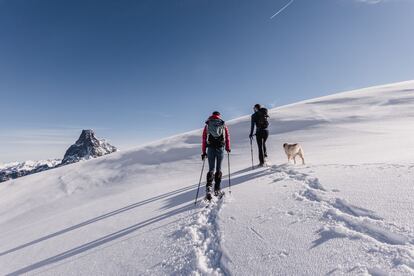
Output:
[270, 0, 294, 19]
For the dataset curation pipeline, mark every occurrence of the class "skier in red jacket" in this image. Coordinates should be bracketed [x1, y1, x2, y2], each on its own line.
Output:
[201, 111, 231, 201]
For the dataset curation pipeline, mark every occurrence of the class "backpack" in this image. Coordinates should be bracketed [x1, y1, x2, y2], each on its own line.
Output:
[256, 108, 269, 129]
[206, 118, 225, 148]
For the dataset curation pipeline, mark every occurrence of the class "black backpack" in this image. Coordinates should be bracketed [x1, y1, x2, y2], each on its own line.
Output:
[206, 118, 226, 148]
[256, 108, 269, 129]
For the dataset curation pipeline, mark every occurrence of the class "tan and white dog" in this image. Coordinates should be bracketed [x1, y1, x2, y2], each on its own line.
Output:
[283, 143, 305, 165]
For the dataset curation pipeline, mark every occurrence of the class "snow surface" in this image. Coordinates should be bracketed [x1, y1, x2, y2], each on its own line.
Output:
[1, 81, 414, 275]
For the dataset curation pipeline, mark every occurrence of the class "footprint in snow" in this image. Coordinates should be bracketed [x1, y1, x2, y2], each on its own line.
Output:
[279, 250, 289, 258]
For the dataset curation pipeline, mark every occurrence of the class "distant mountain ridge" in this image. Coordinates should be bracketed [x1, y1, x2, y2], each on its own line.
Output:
[0, 129, 117, 183]
[0, 159, 61, 183]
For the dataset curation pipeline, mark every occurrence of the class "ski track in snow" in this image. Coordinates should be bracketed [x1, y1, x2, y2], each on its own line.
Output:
[267, 164, 414, 274]
[171, 198, 229, 276]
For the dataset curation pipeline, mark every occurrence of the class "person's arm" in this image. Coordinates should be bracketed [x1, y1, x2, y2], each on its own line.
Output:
[202, 125, 208, 154]
[249, 115, 255, 137]
[225, 125, 231, 152]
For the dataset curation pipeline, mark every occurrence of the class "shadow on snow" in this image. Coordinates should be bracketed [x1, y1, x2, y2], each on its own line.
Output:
[5, 166, 275, 275]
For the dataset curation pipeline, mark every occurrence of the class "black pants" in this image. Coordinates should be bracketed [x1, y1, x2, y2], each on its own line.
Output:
[256, 129, 269, 164]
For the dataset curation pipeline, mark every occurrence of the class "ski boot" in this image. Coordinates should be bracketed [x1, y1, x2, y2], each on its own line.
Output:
[205, 171, 214, 201]
[214, 190, 225, 199]
[214, 171, 224, 198]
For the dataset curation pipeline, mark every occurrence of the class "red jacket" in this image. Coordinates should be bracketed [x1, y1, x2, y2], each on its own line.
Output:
[202, 114, 231, 154]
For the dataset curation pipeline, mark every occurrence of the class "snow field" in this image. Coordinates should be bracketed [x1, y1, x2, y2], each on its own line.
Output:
[1, 80, 414, 275]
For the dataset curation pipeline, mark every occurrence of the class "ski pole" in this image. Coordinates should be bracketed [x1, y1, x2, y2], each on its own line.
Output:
[194, 158, 206, 205]
[250, 137, 254, 170]
[227, 152, 232, 194]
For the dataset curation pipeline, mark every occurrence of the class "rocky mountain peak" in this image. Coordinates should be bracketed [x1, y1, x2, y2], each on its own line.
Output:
[62, 129, 117, 164]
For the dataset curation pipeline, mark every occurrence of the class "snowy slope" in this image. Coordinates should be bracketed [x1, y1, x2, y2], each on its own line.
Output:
[1, 81, 414, 275]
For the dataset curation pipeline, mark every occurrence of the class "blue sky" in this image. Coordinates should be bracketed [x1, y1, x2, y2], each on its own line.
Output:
[1, 0, 413, 163]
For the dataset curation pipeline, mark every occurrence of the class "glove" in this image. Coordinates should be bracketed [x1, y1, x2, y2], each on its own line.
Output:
[226, 149, 231, 153]
[201, 153, 207, 160]
[249, 134, 253, 139]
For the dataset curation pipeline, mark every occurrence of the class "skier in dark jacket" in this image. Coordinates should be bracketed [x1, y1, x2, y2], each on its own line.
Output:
[201, 111, 231, 201]
[249, 104, 269, 166]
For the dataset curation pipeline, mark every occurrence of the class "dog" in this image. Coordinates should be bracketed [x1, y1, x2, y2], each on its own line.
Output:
[283, 143, 305, 165]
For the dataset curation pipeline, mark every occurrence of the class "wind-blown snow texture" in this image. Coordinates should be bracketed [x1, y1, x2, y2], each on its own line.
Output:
[1, 81, 414, 275]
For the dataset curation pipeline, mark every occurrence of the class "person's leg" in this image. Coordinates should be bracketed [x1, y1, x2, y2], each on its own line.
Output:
[207, 147, 216, 173]
[262, 130, 269, 159]
[216, 147, 224, 173]
[214, 148, 224, 192]
[256, 132, 264, 165]
[214, 171, 222, 192]
[206, 148, 215, 196]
